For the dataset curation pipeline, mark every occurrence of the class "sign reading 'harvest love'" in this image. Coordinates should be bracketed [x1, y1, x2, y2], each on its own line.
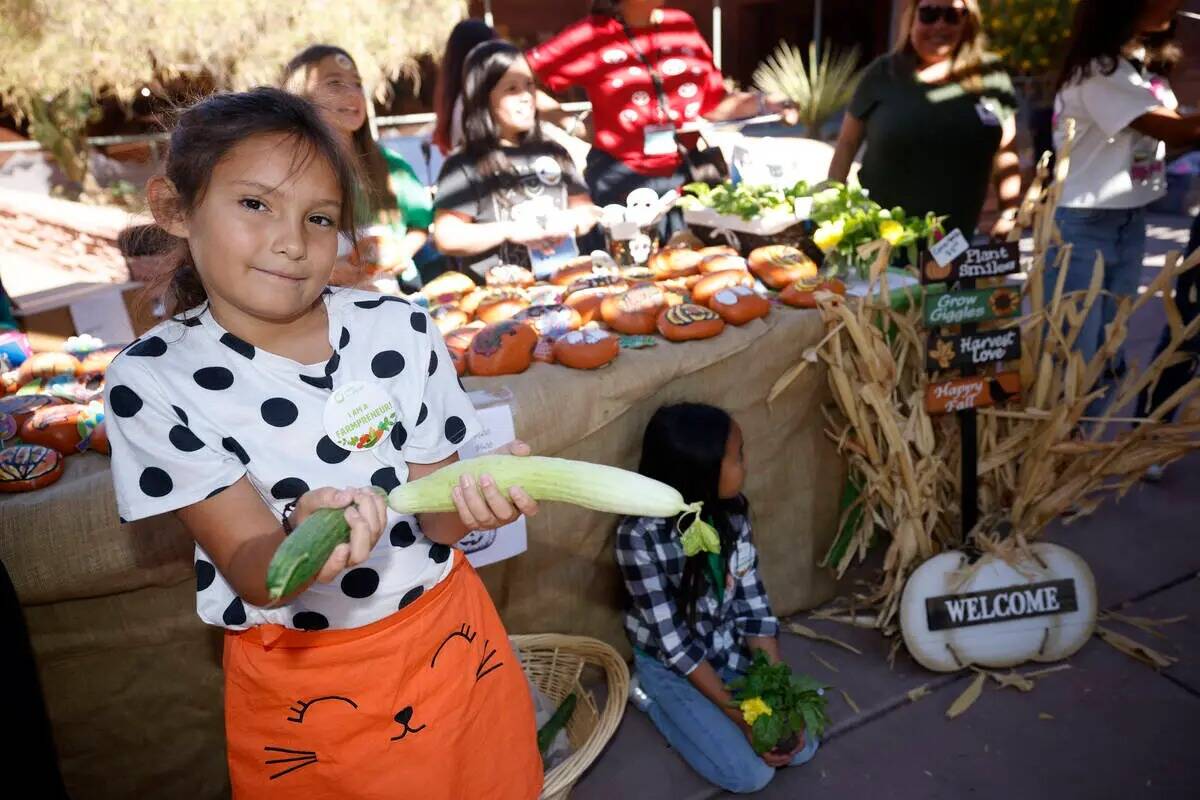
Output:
[927, 328, 1022, 371]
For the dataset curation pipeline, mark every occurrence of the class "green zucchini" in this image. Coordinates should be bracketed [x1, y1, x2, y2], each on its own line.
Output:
[265, 489, 386, 602]
[537, 692, 578, 756]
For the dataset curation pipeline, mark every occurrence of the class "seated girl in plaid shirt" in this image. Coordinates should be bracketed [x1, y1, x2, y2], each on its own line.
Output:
[616, 403, 819, 794]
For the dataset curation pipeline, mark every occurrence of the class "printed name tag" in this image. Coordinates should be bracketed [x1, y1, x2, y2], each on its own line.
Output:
[643, 124, 678, 156]
[323, 380, 400, 452]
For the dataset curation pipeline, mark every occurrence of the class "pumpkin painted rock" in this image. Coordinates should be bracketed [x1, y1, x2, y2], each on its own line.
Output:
[747, 245, 818, 290]
[20, 402, 91, 454]
[553, 328, 620, 370]
[780, 276, 846, 309]
[512, 303, 583, 338]
[601, 283, 683, 335]
[0, 444, 65, 492]
[0, 394, 60, 426]
[466, 321, 539, 376]
[709, 285, 771, 326]
[2, 351, 82, 394]
[656, 304, 726, 342]
[16, 374, 105, 404]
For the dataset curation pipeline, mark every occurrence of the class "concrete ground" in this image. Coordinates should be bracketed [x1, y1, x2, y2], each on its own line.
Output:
[571, 213, 1200, 800]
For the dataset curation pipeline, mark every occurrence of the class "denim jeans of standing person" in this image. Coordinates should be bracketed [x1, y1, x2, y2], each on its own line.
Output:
[1045, 206, 1147, 414]
[1137, 211, 1200, 420]
[633, 651, 820, 794]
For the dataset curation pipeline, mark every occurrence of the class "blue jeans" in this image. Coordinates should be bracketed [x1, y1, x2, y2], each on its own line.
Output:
[633, 652, 820, 794]
[1045, 206, 1147, 369]
[1045, 206, 1146, 415]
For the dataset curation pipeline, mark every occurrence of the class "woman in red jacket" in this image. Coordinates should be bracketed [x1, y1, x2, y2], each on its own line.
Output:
[526, 0, 791, 235]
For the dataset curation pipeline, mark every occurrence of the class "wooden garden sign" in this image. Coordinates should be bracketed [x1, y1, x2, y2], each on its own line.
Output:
[921, 240, 1021, 284]
[921, 235, 1025, 537]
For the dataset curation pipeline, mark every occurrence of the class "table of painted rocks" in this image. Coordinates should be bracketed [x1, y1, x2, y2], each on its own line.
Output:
[0, 302, 844, 799]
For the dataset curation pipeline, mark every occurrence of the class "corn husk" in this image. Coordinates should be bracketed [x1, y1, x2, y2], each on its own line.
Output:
[784, 120, 1200, 636]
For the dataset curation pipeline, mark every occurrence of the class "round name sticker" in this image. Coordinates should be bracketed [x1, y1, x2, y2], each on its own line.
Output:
[323, 380, 400, 452]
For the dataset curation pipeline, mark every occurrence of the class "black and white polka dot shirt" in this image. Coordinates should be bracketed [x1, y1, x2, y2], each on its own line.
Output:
[104, 288, 481, 631]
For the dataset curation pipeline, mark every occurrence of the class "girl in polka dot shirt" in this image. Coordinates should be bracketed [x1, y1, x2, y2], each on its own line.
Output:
[104, 88, 543, 799]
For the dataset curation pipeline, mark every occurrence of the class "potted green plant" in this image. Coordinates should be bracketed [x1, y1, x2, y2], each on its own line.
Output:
[727, 651, 831, 755]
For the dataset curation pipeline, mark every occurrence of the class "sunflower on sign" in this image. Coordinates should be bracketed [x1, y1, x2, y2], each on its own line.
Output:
[989, 288, 1020, 318]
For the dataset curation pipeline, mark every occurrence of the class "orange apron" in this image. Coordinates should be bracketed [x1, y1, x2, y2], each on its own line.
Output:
[222, 553, 542, 799]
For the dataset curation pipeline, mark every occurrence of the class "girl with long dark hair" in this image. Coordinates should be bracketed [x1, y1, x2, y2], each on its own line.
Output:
[283, 45, 434, 290]
[1050, 0, 1199, 384]
[433, 40, 601, 280]
[433, 19, 499, 156]
[616, 403, 818, 793]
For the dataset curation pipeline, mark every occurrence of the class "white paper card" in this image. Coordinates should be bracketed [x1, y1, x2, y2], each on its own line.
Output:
[930, 228, 969, 268]
[455, 400, 527, 568]
[69, 288, 135, 345]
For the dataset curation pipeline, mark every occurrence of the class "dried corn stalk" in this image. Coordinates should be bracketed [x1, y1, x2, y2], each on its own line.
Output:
[789, 129, 1200, 633]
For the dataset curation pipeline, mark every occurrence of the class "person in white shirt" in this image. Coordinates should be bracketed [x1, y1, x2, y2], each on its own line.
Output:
[1050, 0, 1199, 389]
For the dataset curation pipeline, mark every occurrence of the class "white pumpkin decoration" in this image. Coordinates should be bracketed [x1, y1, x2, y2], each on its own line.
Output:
[900, 543, 1097, 672]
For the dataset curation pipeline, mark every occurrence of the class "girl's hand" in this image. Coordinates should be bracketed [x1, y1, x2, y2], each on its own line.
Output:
[288, 487, 389, 583]
[451, 440, 540, 530]
[507, 219, 564, 249]
[760, 731, 806, 768]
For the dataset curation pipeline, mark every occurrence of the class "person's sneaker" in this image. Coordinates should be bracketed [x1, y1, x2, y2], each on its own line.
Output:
[1144, 463, 1165, 483]
[628, 676, 653, 712]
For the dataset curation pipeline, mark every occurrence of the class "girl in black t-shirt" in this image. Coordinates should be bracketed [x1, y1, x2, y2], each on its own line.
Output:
[433, 40, 601, 279]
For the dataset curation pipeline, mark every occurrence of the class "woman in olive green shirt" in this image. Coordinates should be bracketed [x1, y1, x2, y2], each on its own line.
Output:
[829, 0, 1021, 240]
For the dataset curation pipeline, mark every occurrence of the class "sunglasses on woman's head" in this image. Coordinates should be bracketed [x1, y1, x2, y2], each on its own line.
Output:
[917, 5, 966, 25]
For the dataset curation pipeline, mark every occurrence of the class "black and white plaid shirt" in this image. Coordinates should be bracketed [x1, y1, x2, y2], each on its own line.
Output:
[616, 512, 779, 679]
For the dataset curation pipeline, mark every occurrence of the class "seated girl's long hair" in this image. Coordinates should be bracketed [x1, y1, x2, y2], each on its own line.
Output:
[637, 403, 747, 626]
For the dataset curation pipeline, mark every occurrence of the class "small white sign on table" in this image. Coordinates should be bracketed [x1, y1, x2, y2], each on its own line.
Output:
[69, 287, 135, 345]
[455, 389, 527, 568]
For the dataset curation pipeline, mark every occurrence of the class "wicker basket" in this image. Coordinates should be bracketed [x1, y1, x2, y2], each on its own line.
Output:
[511, 634, 630, 800]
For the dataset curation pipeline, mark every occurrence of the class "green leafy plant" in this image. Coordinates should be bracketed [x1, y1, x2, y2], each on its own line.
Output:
[753, 40, 864, 138]
[728, 651, 830, 755]
[27, 88, 101, 200]
[679, 180, 811, 221]
[808, 181, 943, 277]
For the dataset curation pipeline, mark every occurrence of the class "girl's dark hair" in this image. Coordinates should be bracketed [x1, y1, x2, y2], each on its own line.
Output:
[433, 19, 498, 155]
[281, 45, 396, 222]
[590, 0, 620, 15]
[142, 87, 361, 315]
[461, 40, 551, 178]
[637, 403, 746, 627]
[1056, 0, 1181, 92]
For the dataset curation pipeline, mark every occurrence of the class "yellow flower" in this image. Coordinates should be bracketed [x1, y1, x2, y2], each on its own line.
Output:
[740, 697, 773, 725]
[813, 220, 845, 252]
[879, 219, 905, 245]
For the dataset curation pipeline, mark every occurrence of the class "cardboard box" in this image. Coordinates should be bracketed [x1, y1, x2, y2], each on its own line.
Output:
[10, 281, 159, 351]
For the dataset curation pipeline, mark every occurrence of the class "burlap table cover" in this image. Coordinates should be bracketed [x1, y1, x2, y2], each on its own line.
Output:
[0, 303, 844, 799]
